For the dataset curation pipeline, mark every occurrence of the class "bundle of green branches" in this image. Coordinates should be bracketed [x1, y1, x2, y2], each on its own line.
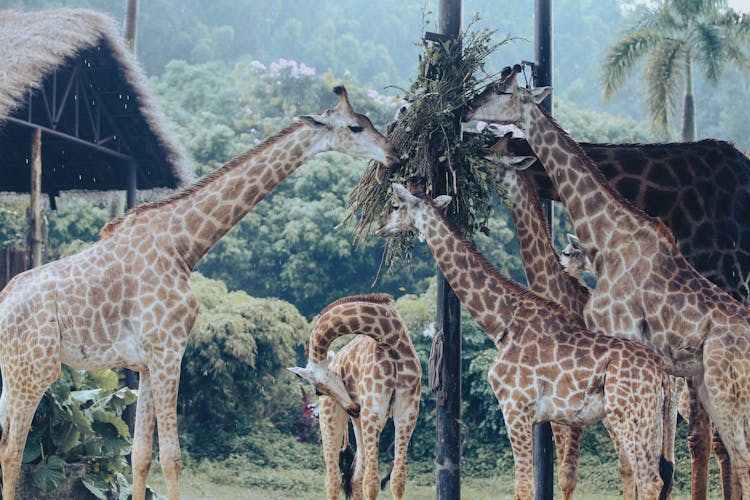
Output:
[345, 24, 509, 270]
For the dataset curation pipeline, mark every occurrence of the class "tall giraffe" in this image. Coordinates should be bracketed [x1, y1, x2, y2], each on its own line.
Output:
[289, 293, 421, 500]
[466, 66, 750, 497]
[0, 86, 398, 500]
[376, 182, 674, 499]
[504, 137, 750, 307]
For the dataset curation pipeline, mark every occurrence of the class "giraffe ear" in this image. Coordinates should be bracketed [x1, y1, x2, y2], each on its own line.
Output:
[433, 195, 452, 210]
[566, 233, 581, 249]
[531, 86, 552, 104]
[392, 183, 417, 203]
[509, 156, 537, 171]
[297, 114, 326, 128]
[287, 366, 312, 381]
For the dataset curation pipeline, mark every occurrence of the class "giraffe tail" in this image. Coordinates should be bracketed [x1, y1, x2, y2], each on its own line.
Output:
[659, 374, 675, 500]
[380, 440, 396, 490]
[339, 422, 356, 499]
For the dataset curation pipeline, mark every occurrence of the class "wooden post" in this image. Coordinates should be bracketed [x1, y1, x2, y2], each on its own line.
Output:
[122, 0, 140, 444]
[435, 1, 462, 499]
[29, 128, 43, 269]
[534, 1, 554, 498]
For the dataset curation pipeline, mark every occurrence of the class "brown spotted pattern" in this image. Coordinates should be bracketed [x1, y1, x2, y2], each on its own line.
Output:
[0, 87, 396, 500]
[308, 295, 421, 500]
[377, 184, 673, 499]
[467, 73, 750, 498]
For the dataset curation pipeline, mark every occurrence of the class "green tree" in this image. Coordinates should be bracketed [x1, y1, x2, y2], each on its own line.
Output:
[178, 273, 309, 456]
[602, 0, 750, 140]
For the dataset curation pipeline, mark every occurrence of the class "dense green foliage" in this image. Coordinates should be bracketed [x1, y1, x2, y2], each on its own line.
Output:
[20, 367, 139, 498]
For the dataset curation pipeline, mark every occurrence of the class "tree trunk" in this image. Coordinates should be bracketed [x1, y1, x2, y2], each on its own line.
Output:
[681, 58, 695, 141]
[681, 91, 696, 141]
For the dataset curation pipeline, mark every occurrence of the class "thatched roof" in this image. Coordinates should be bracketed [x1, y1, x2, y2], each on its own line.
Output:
[0, 8, 193, 195]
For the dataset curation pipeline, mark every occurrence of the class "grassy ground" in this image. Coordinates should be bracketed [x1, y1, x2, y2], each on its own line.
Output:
[146, 457, 716, 500]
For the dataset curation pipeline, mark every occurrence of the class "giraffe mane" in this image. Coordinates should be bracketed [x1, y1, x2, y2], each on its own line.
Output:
[319, 293, 394, 316]
[99, 121, 306, 238]
[536, 106, 679, 247]
[430, 199, 569, 316]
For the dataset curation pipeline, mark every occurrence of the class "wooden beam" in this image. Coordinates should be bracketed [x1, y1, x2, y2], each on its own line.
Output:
[29, 128, 43, 268]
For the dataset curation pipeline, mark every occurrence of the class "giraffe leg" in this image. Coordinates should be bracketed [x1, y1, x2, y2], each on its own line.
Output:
[359, 407, 388, 500]
[150, 367, 183, 500]
[0, 358, 60, 500]
[502, 410, 535, 500]
[601, 417, 637, 500]
[686, 377, 712, 500]
[319, 397, 348, 500]
[552, 423, 583, 500]
[389, 399, 420, 500]
[131, 371, 156, 500]
[350, 418, 365, 500]
[712, 428, 733, 500]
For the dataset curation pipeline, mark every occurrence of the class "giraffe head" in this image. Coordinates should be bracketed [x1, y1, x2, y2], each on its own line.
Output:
[560, 233, 592, 277]
[375, 183, 451, 238]
[297, 86, 400, 166]
[288, 362, 361, 418]
[464, 65, 552, 127]
[484, 133, 537, 187]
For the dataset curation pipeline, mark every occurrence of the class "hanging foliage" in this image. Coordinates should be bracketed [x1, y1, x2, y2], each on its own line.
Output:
[344, 21, 509, 270]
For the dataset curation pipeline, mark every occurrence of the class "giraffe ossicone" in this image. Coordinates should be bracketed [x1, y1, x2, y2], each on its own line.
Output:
[0, 86, 396, 500]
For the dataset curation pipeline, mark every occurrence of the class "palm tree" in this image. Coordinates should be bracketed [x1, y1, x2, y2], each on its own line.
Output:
[602, 0, 750, 140]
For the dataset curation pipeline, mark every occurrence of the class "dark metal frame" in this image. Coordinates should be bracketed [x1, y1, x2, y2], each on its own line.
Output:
[7, 59, 135, 162]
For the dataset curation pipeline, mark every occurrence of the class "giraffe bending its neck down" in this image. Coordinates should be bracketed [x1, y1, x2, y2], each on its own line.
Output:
[466, 67, 750, 497]
[289, 293, 421, 500]
[377, 183, 674, 500]
[486, 137, 677, 499]
[0, 86, 397, 500]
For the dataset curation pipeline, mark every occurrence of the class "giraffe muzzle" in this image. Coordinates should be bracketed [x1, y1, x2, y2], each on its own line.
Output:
[345, 402, 361, 419]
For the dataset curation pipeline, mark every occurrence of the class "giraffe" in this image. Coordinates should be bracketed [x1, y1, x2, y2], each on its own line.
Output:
[561, 233, 731, 498]
[465, 65, 750, 498]
[486, 136, 679, 499]
[0, 86, 398, 500]
[376, 182, 674, 499]
[289, 293, 421, 500]
[504, 137, 750, 307]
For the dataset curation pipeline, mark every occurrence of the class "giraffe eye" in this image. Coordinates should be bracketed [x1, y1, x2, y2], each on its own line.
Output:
[348, 125, 364, 133]
[391, 204, 400, 211]
[562, 251, 570, 257]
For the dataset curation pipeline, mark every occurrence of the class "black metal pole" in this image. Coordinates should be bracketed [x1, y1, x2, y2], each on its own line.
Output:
[435, 1, 462, 499]
[534, 1, 554, 499]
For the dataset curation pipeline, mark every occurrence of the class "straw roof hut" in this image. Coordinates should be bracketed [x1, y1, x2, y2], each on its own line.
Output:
[0, 8, 193, 202]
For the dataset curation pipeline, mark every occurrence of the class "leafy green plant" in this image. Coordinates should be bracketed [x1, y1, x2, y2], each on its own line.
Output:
[20, 367, 138, 498]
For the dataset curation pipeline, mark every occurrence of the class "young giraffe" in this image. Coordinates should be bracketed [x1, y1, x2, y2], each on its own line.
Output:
[466, 66, 750, 498]
[486, 136, 678, 499]
[376, 182, 674, 500]
[0, 86, 397, 500]
[289, 293, 421, 500]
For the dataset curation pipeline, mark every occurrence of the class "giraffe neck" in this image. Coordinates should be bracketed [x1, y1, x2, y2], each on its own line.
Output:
[308, 301, 407, 365]
[526, 104, 641, 252]
[139, 123, 318, 270]
[504, 170, 590, 317]
[416, 205, 530, 340]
